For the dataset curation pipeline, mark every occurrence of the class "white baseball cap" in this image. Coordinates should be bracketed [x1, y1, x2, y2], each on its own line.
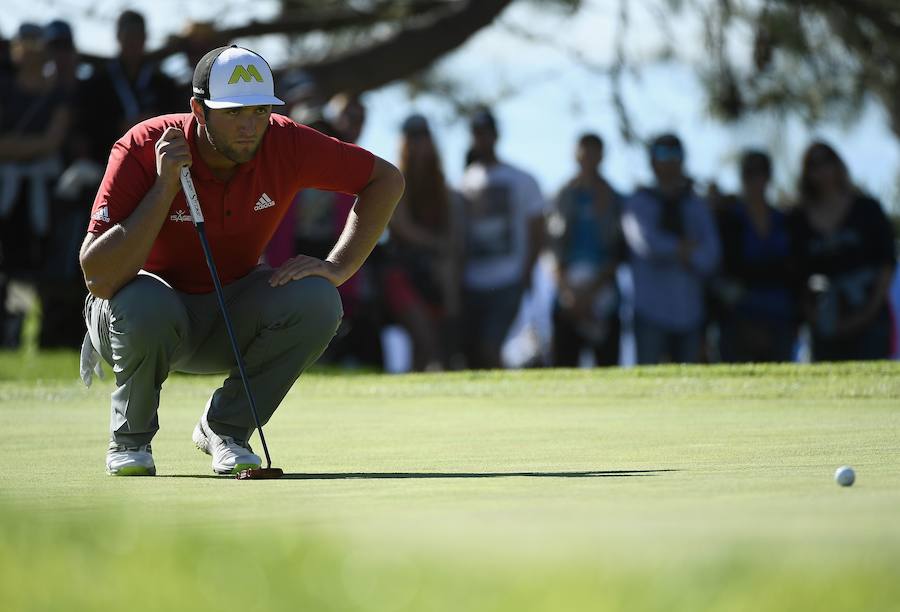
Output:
[192, 45, 285, 109]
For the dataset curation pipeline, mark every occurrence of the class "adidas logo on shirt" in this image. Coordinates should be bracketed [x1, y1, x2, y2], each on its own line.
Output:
[91, 206, 110, 223]
[253, 193, 275, 211]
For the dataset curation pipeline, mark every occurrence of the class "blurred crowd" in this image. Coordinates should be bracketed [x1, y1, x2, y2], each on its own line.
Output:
[1, 14, 897, 369]
[1, 13, 181, 349]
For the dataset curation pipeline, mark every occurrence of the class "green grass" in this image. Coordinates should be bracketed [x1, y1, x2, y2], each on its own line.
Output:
[1, 355, 899, 611]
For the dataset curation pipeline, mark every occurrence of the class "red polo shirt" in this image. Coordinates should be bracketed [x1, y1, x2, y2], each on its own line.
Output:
[88, 113, 374, 294]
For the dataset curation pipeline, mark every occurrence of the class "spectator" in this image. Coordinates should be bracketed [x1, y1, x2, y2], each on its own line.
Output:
[712, 150, 798, 362]
[297, 100, 449, 371]
[318, 97, 454, 372]
[81, 10, 182, 165]
[459, 107, 546, 369]
[547, 133, 623, 367]
[327, 93, 365, 144]
[0, 28, 11, 79]
[0, 22, 71, 347]
[271, 94, 385, 369]
[790, 141, 897, 361]
[180, 21, 224, 75]
[388, 113, 462, 370]
[43, 20, 78, 93]
[325, 94, 385, 368]
[39, 20, 103, 349]
[622, 133, 720, 364]
[265, 109, 340, 267]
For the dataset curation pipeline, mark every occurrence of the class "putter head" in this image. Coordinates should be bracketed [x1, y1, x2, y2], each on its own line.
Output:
[236, 467, 284, 480]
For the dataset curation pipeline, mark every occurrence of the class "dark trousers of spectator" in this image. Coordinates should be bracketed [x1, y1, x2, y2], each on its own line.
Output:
[462, 283, 522, 369]
[552, 306, 620, 367]
[812, 309, 893, 362]
[321, 262, 385, 370]
[0, 191, 45, 276]
[0, 276, 18, 348]
[718, 316, 796, 363]
[39, 204, 90, 349]
[634, 315, 701, 365]
[322, 309, 384, 370]
[0, 190, 46, 348]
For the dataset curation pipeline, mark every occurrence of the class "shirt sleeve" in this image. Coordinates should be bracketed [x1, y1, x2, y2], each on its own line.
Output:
[87, 140, 156, 234]
[521, 172, 546, 217]
[861, 198, 897, 268]
[621, 191, 681, 261]
[293, 125, 375, 196]
[687, 196, 721, 276]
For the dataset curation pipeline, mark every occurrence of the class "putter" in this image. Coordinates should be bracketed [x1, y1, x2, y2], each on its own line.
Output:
[180, 166, 283, 480]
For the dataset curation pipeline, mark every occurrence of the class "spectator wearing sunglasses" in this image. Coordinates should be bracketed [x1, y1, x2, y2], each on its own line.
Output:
[621, 133, 721, 364]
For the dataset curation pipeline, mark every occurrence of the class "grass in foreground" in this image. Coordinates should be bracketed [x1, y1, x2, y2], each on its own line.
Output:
[1, 357, 899, 611]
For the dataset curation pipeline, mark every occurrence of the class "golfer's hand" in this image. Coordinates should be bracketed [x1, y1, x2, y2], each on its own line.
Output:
[155, 127, 191, 190]
[269, 255, 341, 287]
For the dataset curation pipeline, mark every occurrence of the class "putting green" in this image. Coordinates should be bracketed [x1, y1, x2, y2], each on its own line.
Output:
[1, 357, 899, 611]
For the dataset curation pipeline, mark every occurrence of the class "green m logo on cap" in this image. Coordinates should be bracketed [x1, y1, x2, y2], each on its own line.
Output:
[228, 64, 264, 84]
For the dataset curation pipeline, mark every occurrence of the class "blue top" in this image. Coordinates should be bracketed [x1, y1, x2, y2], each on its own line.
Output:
[721, 200, 795, 321]
[622, 187, 721, 331]
[549, 182, 622, 270]
[565, 188, 616, 268]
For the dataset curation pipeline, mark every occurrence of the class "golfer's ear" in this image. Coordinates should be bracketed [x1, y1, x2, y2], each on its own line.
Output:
[190, 97, 206, 126]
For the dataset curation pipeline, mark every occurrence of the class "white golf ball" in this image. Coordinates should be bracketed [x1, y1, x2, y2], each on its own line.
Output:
[835, 466, 855, 487]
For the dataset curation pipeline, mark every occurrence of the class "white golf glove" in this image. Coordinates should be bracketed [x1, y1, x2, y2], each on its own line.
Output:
[79, 332, 105, 387]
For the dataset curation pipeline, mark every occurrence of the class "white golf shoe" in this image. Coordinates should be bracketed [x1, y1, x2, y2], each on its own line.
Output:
[192, 416, 261, 475]
[106, 443, 156, 476]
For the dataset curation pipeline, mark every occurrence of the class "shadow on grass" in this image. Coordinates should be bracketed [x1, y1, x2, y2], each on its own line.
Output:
[159, 469, 677, 480]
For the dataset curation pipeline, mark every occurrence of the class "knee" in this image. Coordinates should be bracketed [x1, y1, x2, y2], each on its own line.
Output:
[278, 276, 343, 334]
[108, 277, 188, 346]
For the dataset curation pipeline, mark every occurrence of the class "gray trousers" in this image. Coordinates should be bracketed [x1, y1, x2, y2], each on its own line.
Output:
[83, 267, 343, 447]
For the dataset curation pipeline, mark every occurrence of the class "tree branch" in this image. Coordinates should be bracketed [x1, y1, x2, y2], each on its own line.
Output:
[299, 0, 515, 98]
[770, 0, 900, 41]
[77, 1, 456, 66]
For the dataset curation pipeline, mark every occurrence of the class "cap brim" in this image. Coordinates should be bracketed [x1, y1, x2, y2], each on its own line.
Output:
[204, 95, 285, 109]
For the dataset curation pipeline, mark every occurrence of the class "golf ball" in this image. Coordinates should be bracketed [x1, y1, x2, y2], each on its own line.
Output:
[835, 466, 855, 487]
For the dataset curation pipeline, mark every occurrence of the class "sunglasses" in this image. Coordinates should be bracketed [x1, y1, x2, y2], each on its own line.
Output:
[652, 145, 683, 162]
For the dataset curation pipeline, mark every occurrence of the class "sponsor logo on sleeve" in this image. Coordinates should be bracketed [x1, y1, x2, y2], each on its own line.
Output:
[91, 206, 110, 223]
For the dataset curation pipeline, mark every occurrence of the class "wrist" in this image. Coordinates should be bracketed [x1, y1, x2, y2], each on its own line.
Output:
[155, 175, 182, 198]
[322, 258, 350, 286]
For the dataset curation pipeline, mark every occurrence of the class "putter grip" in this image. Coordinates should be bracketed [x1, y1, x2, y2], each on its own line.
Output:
[179, 167, 204, 225]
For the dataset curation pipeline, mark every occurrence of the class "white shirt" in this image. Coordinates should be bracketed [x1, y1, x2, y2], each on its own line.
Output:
[459, 161, 545, 290]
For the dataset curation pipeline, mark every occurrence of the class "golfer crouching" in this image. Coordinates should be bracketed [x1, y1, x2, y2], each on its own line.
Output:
[78, 46, 404, 476]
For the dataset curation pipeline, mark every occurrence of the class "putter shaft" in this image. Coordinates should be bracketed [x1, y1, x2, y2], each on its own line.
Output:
[180, 168, 275, 470]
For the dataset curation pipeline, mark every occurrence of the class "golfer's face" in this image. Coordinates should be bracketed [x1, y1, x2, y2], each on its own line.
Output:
[207, 105, 272, 164]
